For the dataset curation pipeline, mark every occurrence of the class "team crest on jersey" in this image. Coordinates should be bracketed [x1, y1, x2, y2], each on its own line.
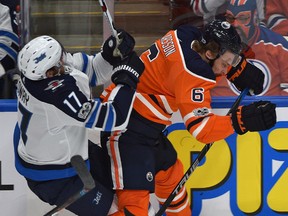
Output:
[146, 172, 153, 182]
[45, 79, 64, 91]
[193, 107, 210, 117]
[78, 102, 92, 119]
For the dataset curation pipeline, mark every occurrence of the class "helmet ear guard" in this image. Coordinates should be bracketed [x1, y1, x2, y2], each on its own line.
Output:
[18, 35, 63, 81]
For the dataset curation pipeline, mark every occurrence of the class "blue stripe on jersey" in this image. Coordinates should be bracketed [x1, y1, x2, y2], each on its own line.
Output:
[0, 43, 18, 61]
[104, 105, 115, 131]
[90, 68, 97, 87]
[85, 99, 101, 128]
[81, 52, 97, 86]
[0, 30, 19, 45]
[13, 124, 90, 181]
[81, 52, 88, 73]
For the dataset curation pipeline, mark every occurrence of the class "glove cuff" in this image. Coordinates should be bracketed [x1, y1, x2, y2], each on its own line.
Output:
[101, 52, 121, 66]
[111, 72, 138, 89]
[231, 106, 247, 135]
[226, 57, 247, 82]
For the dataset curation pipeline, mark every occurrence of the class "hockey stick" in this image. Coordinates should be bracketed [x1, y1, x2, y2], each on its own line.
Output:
[98, 0, 122, 58]
[98, 0, 118, 38]
[43, 155, 95, 216]
[155, 88, 249, 216]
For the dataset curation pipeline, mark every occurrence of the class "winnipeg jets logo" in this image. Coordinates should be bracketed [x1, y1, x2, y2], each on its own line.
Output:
[92, 191, 102, 205]
[146, 172, 153, 182]
[34, 53, 46, 63]
[45, 79, 64, 91]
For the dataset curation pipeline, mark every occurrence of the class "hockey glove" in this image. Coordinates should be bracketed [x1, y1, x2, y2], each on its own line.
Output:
[7, 67, 20, 86]
[231, 101, 276, 135]
[226, 56, 264, 95]
[101, 29, 135, 65]
[111, 51, 144, 89]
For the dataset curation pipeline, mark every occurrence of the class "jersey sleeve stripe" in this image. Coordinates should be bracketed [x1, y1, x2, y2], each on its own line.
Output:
[85, 101, 101, 128]
[81, 52, 88, 73]
[104, 104, 115, 131]
[0, 30, 19, 45]
[159, 95, 174, 115]
[90, 68, 97, 86]
[0, 43, 18, 60]
[186, 117, 205, 131]
[192, 117, 209, 138]
[136, 94, 170, 121]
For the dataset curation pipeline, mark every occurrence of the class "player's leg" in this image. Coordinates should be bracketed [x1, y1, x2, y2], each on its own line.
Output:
[103, 111, 165, 216]
[26, 174, 114, 216]
[155, 133, 191, 216]
[108, 190, 150, 216]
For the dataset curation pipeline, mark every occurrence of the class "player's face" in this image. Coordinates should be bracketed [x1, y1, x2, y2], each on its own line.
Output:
[212, 50, 238, 77]
[46, 58, 65, 78]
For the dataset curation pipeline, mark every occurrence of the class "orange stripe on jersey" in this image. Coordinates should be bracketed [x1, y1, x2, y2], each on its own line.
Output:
[108, 131, 123, 189]
[187, 115, 234, 143]
[134, 93, 172, 125]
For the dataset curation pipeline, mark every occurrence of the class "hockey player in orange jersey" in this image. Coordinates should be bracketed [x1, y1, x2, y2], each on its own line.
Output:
[100, 19, 276, 216]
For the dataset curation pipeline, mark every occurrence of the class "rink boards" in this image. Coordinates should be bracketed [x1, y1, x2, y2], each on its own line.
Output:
[1, 97, 288, 216]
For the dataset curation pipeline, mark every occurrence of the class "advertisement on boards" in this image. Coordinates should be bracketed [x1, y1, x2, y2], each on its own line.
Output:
[1, 98, 288, 216]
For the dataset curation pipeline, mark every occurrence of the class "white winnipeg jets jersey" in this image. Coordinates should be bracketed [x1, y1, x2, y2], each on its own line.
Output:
[15, 56, 135, 181]
[0, 3, 19, 75]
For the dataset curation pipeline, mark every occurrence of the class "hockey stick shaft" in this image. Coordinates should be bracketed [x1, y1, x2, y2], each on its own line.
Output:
[98, 0, 118, 38]
[43, 155, 95, 216]
[155, 88, 249, 216]
[98, 0, 124, 58]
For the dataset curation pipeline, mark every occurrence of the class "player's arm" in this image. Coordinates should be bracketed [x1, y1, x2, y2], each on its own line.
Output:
[56, 52, 144, 131]
[64, 30, 135, 87]
[177, 75, 276, 144]
[183, 99, 276, 144]
[190, 0, 227, 16]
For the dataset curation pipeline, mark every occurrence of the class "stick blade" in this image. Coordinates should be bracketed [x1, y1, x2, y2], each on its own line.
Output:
[71, 155, 95, 190]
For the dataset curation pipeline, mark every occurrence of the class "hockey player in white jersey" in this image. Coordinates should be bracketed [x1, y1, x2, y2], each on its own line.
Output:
[13, 33, 144, 216]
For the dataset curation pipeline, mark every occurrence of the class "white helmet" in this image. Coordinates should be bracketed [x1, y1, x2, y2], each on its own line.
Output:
[18, 35, 63, 80]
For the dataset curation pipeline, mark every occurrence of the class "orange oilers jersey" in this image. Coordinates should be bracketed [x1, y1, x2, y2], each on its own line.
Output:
[102, 25, 235, 144]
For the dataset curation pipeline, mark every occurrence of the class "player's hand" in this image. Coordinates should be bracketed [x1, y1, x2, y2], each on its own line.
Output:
[226, 56, 264, 95]
[7, 67, 20, 87]
[231, 101, 276, 135]
[101, 29, 135, 65]
[111, 51, 144, 89]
